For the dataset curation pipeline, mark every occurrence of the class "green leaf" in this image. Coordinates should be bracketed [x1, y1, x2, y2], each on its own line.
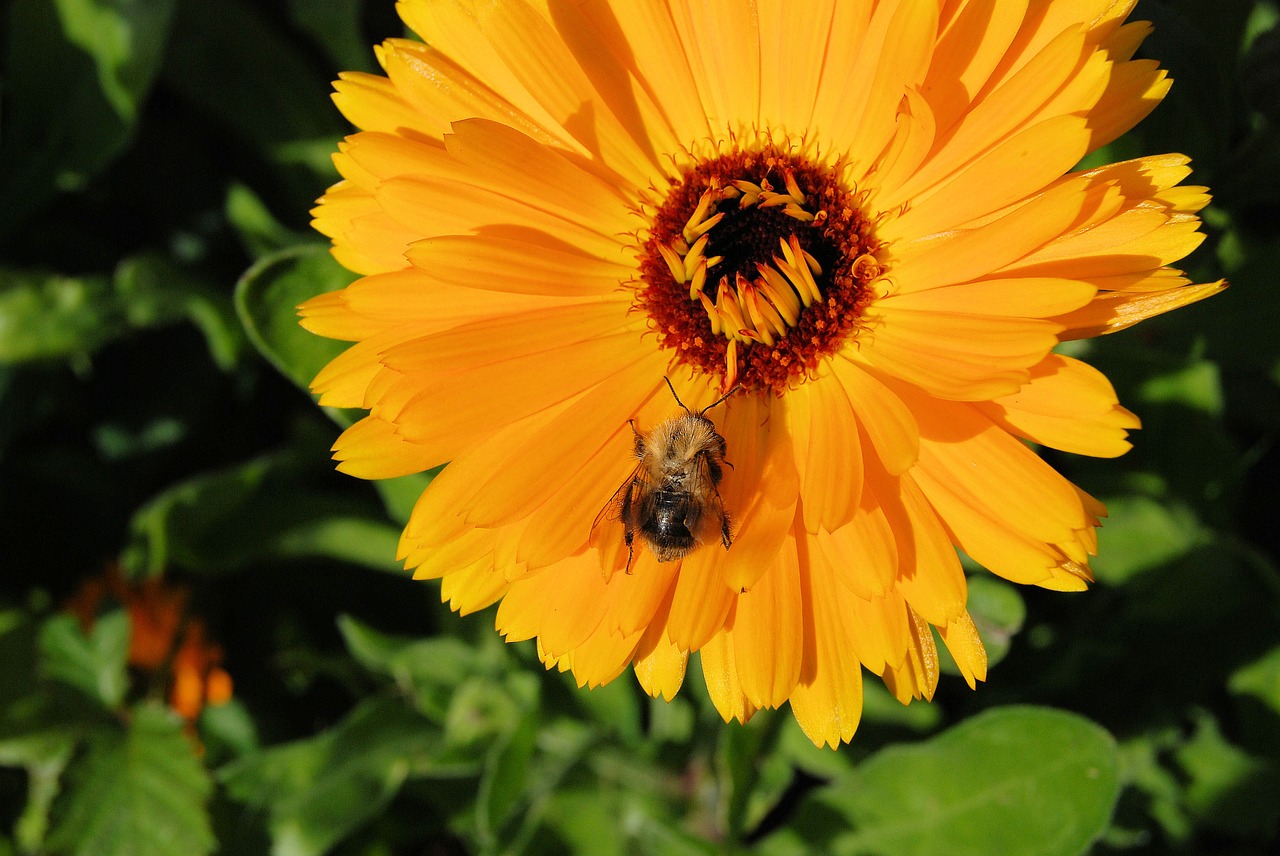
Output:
[111, 254, 244, 371]
[235, 244, 356, 401]
[1229, 643, 1280, 759]
[1175, 711, 1280, 838]
[0, 728, 76, 855]
[221, 696, 466, 856]
[225, 184, 315, 260]
[46, 704, 214, 856]
[1091, 495, 1208, 584]
[0, 258, 242, 369]
[857, 680, 942, 732]
[287, 0, 376, 72]
[0, 0, 176, 233]
[37, 613, 128, 710]
[337, 616, 480, 721]
[0, 270, 120, 364]
[801, 706, 1120, 856]
[475, 710, 538, 847]
[568, 673, 642, 746]
[1136, 360, 1224, 417]
[121, 448, 405, 575]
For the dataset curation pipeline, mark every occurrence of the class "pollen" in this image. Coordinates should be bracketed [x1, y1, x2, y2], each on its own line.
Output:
[637, 144, 883, 393]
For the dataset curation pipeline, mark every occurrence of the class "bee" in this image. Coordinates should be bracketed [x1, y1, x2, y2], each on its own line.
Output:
[595, 378, 740, 570]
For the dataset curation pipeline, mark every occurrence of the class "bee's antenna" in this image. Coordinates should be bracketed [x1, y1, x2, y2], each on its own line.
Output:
[662, 376, 692, 414]
[699, 383, 743, 416]
[664, 376, 743, 416]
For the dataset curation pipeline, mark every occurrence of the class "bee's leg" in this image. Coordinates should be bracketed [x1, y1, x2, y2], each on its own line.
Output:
[624, 531, 636, 575]
[628, 419, 645, 458]
[712, 482, 733, 549]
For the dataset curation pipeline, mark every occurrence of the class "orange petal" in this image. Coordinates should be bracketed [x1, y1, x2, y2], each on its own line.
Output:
[1055, 280, 1226, 339]
[332, 414, 438, 479]
[815, 481, 899, 600]
[405, 234, 630, 297]
[977, 353, 1140, 457]
[717, 394, 800, 591]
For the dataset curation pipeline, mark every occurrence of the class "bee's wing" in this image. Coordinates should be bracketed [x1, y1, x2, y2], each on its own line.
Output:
[590, 464, 652, 573]
[686, 453, 732, 547]
[590, 463, 646, 539]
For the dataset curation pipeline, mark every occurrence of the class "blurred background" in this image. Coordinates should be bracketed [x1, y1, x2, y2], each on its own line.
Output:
[1, 0, 1278, 854]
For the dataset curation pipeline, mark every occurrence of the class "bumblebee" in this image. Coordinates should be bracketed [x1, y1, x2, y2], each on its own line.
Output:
[595, 379, 739, 569]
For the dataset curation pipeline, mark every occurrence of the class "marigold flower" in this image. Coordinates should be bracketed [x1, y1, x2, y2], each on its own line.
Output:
[304, 0, 1223, 746]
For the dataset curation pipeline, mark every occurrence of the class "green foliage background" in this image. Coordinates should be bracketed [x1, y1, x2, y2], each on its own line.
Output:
[2, 1, 1278, 853]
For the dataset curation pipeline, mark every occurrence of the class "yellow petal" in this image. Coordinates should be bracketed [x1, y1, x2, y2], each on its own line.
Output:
[829, 357, 919, 474]
[733, 535, 803, 709]
[667, 0, 761, 131]
[882, 276, 1096, 318]
[789, 541, 865, 748]
[699, 612, 758, 725]
[889, 472, 968, 625]
[632, 591, 688, 701]
[667, 547, 735, 653]
[882, 115, 1091, 241]
[858, 308, 1058, 401]
[938, 611, 988, 689]
[1056, 280, 1226, 339]
[909, 393, 1090, 544]
[790, 376, 863, 533]
[717, 394, 800, 592]
[814, 487, 898, 600]
[881, 606, 940, 703]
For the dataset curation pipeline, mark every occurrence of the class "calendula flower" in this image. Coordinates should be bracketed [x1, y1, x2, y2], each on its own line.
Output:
[303, 0, 1223, 746]
[68, 567, 233, 721]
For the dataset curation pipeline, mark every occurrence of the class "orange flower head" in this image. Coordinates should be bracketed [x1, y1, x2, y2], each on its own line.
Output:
[304, 0, 1223, 746]
[66, 567, 232, 721]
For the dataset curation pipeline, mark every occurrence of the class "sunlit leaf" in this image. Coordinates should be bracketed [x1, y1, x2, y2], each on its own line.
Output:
[0, 257, 241, 369]
[37, 613, 128, 711]
[475, 711, 538, 847]
[787, 707, 1119, 856]
[1091, 494, 1208, 584]
[1229, 646, 1280, 719]
[46, 704, 213, 856]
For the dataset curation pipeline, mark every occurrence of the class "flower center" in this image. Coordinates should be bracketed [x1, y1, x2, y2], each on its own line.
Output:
[636, 144, 883, 393]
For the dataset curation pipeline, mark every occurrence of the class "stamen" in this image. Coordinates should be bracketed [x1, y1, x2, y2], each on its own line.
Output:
[637, 142, 882, 392]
